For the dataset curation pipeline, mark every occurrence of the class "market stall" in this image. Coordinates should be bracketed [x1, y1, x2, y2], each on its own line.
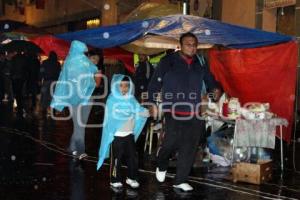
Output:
[30, 15, 297, 184]
[55, 14, 296, 142]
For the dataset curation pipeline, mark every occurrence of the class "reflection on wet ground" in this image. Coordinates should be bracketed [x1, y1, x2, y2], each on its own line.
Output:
[0, 102, 300, 200]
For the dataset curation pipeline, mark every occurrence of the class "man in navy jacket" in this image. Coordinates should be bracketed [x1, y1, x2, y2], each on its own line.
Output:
[148, 32, 221, 192]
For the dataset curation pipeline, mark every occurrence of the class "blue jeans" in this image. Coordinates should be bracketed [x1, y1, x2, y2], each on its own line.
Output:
[69, 103, 92, 155]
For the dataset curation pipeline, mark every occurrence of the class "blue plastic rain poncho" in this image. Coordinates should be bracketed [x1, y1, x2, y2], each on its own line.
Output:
[50, 40, 98, 111]
[97, 74, 148, 170]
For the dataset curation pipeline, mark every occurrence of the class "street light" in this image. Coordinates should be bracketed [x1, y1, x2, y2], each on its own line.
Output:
[183, 0, 190, 15]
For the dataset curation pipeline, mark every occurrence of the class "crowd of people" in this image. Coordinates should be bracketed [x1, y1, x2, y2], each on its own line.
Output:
[0, 50, 61, 117]
[0, 32, 221, 194]
[0, 48, 103, 118]
[50, 32, 221, 193]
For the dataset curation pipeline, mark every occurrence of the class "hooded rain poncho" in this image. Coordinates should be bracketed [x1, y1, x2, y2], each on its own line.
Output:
[50, 40, 98, 111]
[97, 74, 148, 170]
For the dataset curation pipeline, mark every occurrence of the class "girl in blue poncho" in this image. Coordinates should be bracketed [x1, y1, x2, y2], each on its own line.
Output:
[97, 74, 149, 189]
[51, 40, 101, 160]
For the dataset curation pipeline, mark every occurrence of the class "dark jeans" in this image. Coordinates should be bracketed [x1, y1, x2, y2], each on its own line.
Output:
[69, 161, 85, 200]
[0, 74, 4, 100]
[110, 134, 138, 183]
[3, 74, 13, 101]
[28, 81, 39, 108]
[157, 113, 205, 185]
[41, 80, 55, 110]
[12, 79, 25, 115]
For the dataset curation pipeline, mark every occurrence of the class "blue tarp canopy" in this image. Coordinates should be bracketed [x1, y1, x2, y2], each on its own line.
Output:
[57, 14, 293, 49]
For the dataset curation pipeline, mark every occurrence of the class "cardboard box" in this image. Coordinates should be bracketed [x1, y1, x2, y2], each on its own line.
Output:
[232, 160, 272, 184]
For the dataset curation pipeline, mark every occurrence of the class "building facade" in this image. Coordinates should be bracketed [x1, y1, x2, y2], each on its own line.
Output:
[0, 0, 215, 33]
[0, 0, 145, 33]
[212, 0, 297, 36]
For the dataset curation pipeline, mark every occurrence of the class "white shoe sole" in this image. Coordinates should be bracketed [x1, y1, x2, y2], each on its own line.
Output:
[126, 179, 139, 188]
[156, 168, 166, 182]
[173, 184, 193, 192]
[110, 183, 123, 188]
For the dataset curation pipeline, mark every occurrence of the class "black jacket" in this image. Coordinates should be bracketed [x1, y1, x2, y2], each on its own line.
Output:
[134, 61, 154, 94]
[148, 51, 218, 114]
[40, 59, 61, 81]
[10, 53, 28, 80]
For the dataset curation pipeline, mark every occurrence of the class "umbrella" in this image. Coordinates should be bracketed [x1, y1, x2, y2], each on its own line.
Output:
[0, 22, 48, 43]
[2, 40, 43, 53]
[31, 35, 70, 59]
[122, 2, 181, 23]
[121, 3, 212, 54]
[0, 32, 28, 43]
[121, 2, 183, 54]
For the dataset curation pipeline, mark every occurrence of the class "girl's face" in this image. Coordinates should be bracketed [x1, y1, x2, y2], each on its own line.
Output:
[89, 55, 100, 65]
[119, 81, 130, 95]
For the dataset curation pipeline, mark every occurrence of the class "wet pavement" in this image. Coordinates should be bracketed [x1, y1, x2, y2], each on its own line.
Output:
[0, 101, 300, 200]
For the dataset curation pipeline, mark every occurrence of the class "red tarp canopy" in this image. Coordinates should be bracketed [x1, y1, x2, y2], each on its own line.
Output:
[209, 41, 298, 142]
[30, 35, 135, 73]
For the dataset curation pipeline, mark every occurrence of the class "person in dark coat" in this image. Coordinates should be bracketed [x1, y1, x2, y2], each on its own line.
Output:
[134, 54, 154, 101]
[148, 32, 221, 192]
[10, 51, 28, 117]
[26, 52, 41, 110]
[40, 51, 61, 115]
[2, 52, 14, 102]
[0, 52, 5, 102]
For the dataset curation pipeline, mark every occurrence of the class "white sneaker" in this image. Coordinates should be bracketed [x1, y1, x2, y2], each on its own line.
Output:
[110, 182, 123, 188]
[173, 183, 193, 192]
[126, 178, 140, 188]
[79, 153, 88, 160]
[156, 168, 167, 182]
